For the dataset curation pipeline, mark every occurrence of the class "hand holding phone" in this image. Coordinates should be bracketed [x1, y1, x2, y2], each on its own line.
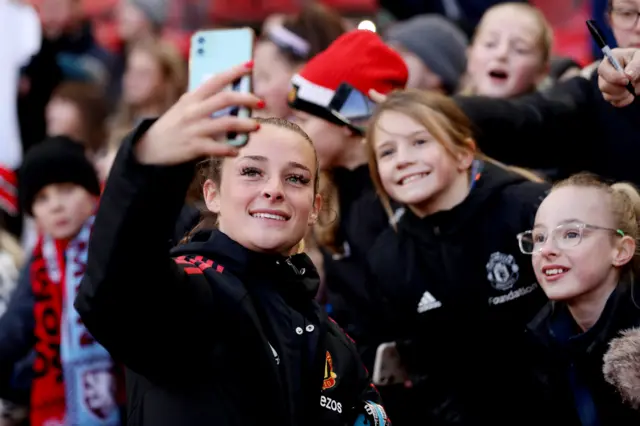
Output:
[189, 28, 255, 147]
[135, 63, 261, 166]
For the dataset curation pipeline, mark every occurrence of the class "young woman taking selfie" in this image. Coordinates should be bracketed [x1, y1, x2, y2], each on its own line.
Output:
[74, 63, 390, 426]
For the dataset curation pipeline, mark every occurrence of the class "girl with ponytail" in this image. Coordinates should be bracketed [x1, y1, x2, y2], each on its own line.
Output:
[518, 172, 640, 424]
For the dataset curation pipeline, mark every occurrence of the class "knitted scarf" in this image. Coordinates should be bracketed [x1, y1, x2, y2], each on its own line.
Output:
[30, 216, 120, 426]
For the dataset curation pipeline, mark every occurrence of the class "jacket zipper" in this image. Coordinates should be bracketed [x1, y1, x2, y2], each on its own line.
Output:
[285, 258, 305, 275]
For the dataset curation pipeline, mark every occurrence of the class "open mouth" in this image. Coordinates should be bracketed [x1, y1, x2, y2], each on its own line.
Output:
[488, 69, 509, 81]
[250, 212, 290, 221]
[398, 172, 430, 186]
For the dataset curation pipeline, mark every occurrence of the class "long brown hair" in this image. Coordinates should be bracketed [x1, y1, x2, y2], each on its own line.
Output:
[109, 39, 187, 149]
[365, 89, 545, 223]
[50, 82, 109, 155]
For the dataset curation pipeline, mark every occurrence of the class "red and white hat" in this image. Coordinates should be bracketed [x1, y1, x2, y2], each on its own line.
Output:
[289, 30, 408, 128]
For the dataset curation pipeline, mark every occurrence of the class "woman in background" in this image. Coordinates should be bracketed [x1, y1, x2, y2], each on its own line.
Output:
[46, 81, 109, 159]
[108, 39, 186, 150]
[254, 3, 346, 119]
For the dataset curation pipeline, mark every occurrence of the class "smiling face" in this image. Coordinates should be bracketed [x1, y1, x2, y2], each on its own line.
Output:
[372, 109, 473, 217]
[467, 4, 549, 98]
[204, 122, 321, 255]
[532, 186, 630, 301]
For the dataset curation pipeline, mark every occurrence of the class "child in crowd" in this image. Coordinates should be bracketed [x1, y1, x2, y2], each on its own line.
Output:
[0, 136, 122, 426]
[385, 14, 468, 94]
[519, 173, 640, 424]
[358, 88, 549, 425]
[464, 2, 553, 98]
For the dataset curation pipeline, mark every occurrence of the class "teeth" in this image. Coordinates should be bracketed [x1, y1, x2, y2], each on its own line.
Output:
[252, 213, 287, 221]
[544, 268, 567, 276]
[401, 173, 428, 185]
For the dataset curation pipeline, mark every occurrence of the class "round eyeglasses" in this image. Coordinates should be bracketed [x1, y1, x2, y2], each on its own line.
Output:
[517, 222, 624, 255]
[610, 7, 640, 31]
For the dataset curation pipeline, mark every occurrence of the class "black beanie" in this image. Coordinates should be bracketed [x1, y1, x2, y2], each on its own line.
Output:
[19, 136, 101, 215]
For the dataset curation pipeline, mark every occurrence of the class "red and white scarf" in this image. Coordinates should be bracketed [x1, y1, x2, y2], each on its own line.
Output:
[30, 216, 121, 426]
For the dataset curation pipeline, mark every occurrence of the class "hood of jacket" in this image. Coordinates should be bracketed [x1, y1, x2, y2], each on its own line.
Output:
[603, 325, 640, 410]
[170, 229, 320, 301]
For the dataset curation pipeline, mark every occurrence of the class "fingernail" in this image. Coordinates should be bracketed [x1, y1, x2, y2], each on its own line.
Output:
[256, 99, 266, 109]
[244, 60, 254, 69]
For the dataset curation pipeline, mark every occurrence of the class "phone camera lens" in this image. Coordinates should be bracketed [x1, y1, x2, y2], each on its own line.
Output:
[197, 48, 204, 55]
[198, 37, 205, 44]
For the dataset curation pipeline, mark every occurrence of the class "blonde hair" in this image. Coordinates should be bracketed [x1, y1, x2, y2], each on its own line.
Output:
[460, 2, 554, 95]
[552, 173, 640, 281]
[365, 89, 544, 222]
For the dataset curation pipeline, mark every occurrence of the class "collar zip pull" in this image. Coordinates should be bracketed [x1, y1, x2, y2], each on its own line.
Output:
[285, 257, 305, 275]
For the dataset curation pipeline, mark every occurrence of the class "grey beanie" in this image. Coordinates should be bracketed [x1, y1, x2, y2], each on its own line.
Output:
[130, 0, 169, 27]
[385, 15, 468, 93]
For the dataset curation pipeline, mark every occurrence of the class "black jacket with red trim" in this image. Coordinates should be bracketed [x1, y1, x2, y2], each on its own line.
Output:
[74, 120, 389, 426]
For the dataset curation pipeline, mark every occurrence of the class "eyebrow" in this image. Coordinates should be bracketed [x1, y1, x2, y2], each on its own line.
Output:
[533, 218, 584, 228]
[240, 155, 312, 174]
[376, 129, 433, 148]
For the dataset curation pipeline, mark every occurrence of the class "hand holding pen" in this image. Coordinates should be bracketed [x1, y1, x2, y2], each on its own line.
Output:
[587, 20, 639, 107]
[597, 47, 640, 107]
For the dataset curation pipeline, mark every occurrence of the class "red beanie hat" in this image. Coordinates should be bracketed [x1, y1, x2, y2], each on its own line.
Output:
[289, 30, 408, 122]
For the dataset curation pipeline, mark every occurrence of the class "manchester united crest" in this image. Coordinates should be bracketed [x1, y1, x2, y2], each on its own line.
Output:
[323, 351, 337, 390]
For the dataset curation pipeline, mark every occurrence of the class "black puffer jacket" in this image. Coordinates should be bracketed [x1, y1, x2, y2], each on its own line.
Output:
[75, 121, 390, 426]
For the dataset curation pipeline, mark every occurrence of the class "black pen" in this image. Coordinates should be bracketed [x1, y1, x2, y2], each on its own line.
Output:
[586, 20, 636, 96]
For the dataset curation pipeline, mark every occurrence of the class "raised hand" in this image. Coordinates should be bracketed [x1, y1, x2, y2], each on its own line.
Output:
[598, 47, 640, 108]
[134, 61, 264, 165]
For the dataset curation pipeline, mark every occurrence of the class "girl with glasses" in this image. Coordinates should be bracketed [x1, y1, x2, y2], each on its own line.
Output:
[518, 172, 640, 424]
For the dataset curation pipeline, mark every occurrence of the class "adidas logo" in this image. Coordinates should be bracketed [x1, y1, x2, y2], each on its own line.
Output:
[417, 291, 442, 313]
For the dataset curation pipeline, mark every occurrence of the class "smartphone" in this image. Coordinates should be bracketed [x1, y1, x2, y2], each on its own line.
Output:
[372, 342, 409, 386]
[189, 28, 255, 147]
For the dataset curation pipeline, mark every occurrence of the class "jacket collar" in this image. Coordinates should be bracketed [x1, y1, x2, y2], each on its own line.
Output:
[527, 280, 640, 356]
[171, 229, 320, 300]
